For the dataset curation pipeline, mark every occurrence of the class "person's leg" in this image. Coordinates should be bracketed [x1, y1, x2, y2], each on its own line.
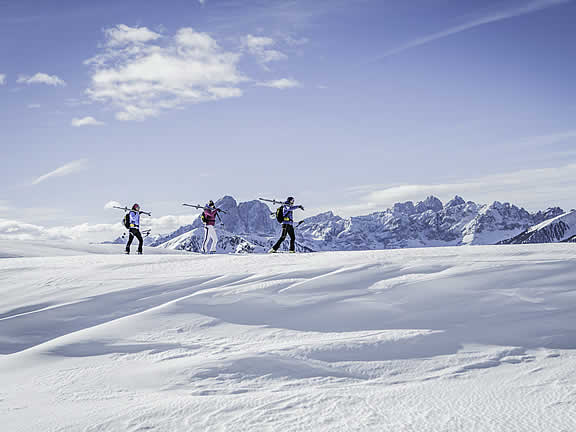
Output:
[212, 227, 218, 252]
[272, 225, 288, 251]
[288, 225, 296, 252]
[209, 226, 218, 252]
[126, 230, 135, 253]
[202, 226, 209, 253]
[135, 229, 144, 254]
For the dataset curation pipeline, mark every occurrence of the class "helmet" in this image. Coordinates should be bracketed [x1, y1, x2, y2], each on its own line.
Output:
[208, 200, 215, 207]
[132, 203, 140, 210]
[286, 196, 295, 204]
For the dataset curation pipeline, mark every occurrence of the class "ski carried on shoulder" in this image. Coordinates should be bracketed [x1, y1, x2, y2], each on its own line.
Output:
[113, 206, 152, 216]
[182, 203, 228, 214]
[259, 198, 285, 205]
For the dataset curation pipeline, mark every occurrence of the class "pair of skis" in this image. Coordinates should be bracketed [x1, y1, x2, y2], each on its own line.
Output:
[182, 203, 228, 214]
[113, 206, 152, 216]
[259, 197, 305, 210]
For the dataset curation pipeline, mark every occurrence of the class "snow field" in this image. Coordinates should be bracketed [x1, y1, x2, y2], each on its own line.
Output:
[1, 242, 575, 431]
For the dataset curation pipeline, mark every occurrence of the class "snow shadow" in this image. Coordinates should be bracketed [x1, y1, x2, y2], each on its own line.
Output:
[164, 260, 576, 361]
[46, 341, 199, 357]
[0, 275, 227, 355]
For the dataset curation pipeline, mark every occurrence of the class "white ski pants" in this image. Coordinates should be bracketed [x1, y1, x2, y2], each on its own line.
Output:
[202, 225, 218, 253]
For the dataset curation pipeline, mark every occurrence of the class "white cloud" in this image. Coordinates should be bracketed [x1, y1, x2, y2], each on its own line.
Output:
[71, 116, 105, 127]
[32, 159, 88, 185]
[242, 34, 287, 63]
[332, 163, 576, 217]
[0, 213, 199, 243]
[257, 78, 301, 89]
[0, 74, 6, 85]
[380, 0, 572, 58]
[104, 201, 123, 210]
[85, 26, 248, 121]
[17, 72, 66, 87]
[27, 103, 41, 109]
[104, 24, 162, 47]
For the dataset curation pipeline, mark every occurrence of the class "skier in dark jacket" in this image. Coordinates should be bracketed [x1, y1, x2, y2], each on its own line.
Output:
[269, 197, 304, 253]
[125, 203, 144, 255]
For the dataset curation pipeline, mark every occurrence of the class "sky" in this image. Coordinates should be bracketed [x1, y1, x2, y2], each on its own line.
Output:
[2, 0, 576, 241]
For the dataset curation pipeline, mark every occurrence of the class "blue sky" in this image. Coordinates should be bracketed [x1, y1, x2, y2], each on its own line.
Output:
[2, 0, 576, 240]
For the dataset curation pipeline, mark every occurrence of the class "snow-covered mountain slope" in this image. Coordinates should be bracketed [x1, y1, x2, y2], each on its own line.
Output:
[500, 210, 576, 244]
[1, 242, 575, 431]
[125, 195, 563, 253]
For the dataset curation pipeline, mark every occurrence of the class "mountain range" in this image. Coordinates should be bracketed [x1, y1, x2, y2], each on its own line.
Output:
[111, 195, 567, 253]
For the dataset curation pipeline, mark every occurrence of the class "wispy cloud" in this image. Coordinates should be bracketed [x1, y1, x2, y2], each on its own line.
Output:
[71, 116, 105, 127]
[0, 74, 6, 85]
[379, 0, 573, 59]
[242, 34, 287, 63]
[32, 159, 88, 185]
[17, 72, 66, 86]
[257, 78, 301, 89]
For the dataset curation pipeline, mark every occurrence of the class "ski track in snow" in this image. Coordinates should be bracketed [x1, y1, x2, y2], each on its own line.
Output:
[0, 241, 576, 431]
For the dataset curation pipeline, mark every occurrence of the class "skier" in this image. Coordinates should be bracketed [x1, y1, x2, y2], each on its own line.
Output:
[269, 197, 304, 253]
[202, 200, 221, 254]
[125, 203, 144, 255]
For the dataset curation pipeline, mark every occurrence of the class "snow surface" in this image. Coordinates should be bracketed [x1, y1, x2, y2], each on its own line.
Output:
[1, 240, 576, 431]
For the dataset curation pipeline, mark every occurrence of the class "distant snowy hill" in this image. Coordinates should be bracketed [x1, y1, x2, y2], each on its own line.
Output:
[499, 210, 576, 244]
[146, 195, 563, 253]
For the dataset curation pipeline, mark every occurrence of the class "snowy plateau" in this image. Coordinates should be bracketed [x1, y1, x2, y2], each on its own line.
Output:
[120, 195, 567, 254]
[1, 240, 575, 431]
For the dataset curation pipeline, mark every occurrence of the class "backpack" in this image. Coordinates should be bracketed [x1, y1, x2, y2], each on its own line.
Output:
[123, 213, 131, 229]
[275, 206, 284, 224]
[201, 212, 207, 224]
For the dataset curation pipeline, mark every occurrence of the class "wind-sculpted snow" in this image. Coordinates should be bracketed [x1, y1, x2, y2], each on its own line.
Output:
[147, 195, 564, 253]
[1, 242, 575, 431]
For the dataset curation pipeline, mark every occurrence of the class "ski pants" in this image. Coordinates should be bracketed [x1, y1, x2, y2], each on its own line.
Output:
[202, 225, 218, 253]
[273, 224, 295, 252]
[126, 228, 143, 253]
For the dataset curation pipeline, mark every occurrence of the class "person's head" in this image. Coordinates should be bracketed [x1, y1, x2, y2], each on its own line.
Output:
[208, 200, 215, 207]
[132, 203, 140, 211]
[286, 197, 295, 205]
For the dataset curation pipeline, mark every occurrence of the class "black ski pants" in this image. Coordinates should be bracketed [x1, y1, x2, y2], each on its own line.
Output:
[126, 228, 143, 253]
[273, 224, 295, 252]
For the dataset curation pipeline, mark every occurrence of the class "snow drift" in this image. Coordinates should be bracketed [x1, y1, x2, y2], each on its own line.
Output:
[1, 240, 575, 431]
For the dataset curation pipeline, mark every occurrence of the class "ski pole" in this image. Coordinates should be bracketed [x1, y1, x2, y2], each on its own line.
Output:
[216, 212, 224, 226]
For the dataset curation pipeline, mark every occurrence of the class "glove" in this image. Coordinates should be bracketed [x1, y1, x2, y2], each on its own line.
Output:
[299, 205, 305, 210]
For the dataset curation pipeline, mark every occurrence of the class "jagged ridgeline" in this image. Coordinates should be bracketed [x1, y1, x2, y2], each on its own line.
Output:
[108, 195, 565, 253]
